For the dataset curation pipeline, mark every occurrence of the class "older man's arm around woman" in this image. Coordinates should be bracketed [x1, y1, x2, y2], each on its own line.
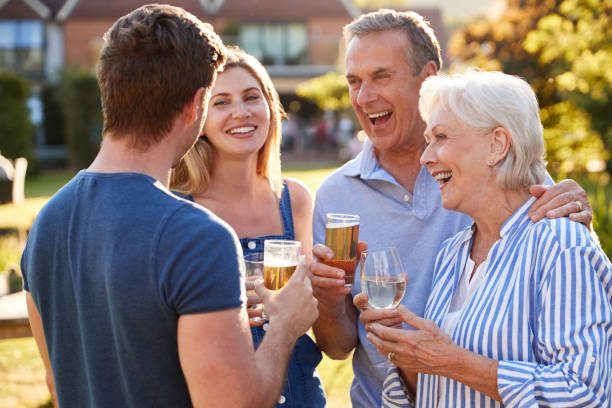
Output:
[358, 70, 612, 408]
[365, 216, 612, 407]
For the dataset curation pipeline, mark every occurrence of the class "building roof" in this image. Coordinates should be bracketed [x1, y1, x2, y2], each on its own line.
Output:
[215, 0, 358, 21]
[1, 0, 360, 21]
[63, 0, 209, 20]
[0, 0, 65, 19]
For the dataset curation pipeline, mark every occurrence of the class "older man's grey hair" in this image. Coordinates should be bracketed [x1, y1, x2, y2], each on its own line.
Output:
[418, 71, 547, 189]
[343, 9, 442, 75]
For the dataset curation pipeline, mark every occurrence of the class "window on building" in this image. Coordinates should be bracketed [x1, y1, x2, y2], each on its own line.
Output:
[239, 22, 308, 66]
[0, 20, 44, 76]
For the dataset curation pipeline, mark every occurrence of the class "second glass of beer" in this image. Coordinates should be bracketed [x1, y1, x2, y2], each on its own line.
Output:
[324, 213, 360, 287]
[263, 240, 301, 290]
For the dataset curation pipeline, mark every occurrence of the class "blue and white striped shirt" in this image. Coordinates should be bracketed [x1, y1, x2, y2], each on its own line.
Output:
[382, 197, 612, 407]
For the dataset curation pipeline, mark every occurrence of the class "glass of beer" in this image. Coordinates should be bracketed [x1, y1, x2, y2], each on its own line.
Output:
[244, 252, 266, 323]
[263, 240, 301, 290]
[324, 213, 360, 287]
[360, 247, 407, 309]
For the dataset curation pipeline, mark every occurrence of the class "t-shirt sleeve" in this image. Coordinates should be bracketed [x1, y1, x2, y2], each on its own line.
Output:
[155, 205, 245, 315]
[20, 240, 29, 292]
[313, 191, 327, 246]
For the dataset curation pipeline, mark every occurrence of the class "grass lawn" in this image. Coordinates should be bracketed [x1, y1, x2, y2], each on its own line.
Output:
[0, 336, 351, 408]
[0, 337, 52, 408]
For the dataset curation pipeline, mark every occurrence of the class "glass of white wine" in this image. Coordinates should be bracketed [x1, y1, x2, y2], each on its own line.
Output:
[360, 247, 407, 309]
[263, 240, 301, 290]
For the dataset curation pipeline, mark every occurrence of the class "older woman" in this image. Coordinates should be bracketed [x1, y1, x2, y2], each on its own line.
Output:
[360, 71, 612, 407]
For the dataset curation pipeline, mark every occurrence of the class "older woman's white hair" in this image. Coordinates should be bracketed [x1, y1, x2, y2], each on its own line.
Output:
[418, 70, 547, 189]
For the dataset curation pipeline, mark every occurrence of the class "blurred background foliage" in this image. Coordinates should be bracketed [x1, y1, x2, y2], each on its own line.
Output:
[450, 0, 611, 179]
[0, 73, 36, 169]
[297, 71, 351, 111]
[299, 0, 611, 183]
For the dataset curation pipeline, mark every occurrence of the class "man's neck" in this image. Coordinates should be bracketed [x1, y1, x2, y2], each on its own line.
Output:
[87, 136, 175, 187]
[375, 141, 427, 193]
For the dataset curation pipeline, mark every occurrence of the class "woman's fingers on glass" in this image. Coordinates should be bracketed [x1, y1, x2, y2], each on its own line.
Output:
[360, 308, 398, 326]
[353, 292, 369, 309]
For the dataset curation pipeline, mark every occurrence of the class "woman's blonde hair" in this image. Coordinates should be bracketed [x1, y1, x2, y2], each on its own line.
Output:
[170, 46, 286, 196]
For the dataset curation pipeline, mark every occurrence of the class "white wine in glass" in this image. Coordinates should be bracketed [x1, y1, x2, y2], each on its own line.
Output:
[360, 247, 407, 309]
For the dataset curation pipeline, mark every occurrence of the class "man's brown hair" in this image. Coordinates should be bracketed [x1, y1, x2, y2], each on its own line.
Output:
[97, 4, 226, 149]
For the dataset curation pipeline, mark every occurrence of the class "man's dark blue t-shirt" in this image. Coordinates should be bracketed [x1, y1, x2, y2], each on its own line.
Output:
[21, 171, 244, 407]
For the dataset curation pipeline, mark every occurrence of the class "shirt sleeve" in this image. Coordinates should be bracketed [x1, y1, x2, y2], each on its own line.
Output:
[155, 206, 245, 315]
[313, 192, 327, 246]
[20, 241, 29, 292]
[497, 246, 612, 407]
[381, 366, 415, 408]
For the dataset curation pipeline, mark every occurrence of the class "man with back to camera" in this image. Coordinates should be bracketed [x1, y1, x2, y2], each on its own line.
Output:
[310, 9, 593, 407]
[21, 4, 318, 407]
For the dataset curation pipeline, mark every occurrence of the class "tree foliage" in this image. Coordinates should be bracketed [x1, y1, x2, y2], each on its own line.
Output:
[59, 69, 103, 169]
[0, 72, 35, 163]
[296, 71, 352, 111]
[451, 0, 611, 178]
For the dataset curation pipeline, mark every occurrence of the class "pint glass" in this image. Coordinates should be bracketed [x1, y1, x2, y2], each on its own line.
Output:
[263, 240, 301, 290]
[324, 213, 360, 287]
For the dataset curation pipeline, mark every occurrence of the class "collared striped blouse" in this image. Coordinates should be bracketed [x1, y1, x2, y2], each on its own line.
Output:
[382, 197, 612, 407]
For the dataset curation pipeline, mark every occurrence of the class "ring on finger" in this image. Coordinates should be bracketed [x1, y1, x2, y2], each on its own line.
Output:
[387, 351, 397, 363]
[576, 200, 583, 211]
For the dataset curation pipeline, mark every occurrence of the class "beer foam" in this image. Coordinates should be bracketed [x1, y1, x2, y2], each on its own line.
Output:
[264, 261, 298, 267]
[326, 222, 359, 228]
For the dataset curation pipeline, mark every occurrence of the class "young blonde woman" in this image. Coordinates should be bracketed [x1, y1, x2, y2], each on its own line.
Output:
[171, 47, 325, 407]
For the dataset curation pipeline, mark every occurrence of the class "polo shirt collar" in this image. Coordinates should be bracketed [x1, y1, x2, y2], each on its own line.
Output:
[342, 138, 396, 183]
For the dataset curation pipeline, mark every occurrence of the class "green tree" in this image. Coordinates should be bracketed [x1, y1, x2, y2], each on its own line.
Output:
[523, 0, 611, 173]
[296, 71, 351, 111]
[59, 69, 103, 169]
[450, 0, 611, 178]
[0, 72, 34, 161]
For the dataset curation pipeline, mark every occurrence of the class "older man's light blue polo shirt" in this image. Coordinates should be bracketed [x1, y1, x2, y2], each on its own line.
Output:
[313, 139, 472, 408]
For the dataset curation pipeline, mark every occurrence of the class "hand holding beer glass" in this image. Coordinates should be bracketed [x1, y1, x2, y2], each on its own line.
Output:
[324, 213, 360, 287]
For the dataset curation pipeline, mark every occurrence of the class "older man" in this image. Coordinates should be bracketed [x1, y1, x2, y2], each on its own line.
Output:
[310, 9, 592, 408]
